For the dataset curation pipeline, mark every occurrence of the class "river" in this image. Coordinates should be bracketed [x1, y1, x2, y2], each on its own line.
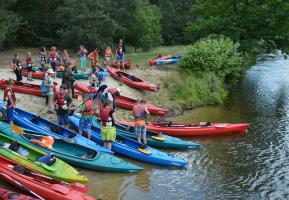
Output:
[2, 53, 289, 199]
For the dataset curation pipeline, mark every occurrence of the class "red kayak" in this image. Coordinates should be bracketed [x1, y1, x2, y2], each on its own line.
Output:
[0, 156, 94, 200]
[108, 89, 167, 116]
[22, 70, 45, 80]
[0, 79, 58, 97]
[118, 121, 249, 136]
[111, 59, 131, 69]
[0, 187, 37, 200]
[107, 67, 159, 92]
[149, 55, 172, 66]
[74, 81, 91, 94]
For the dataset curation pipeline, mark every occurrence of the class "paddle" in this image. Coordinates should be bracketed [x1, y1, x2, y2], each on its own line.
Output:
[13, 165, 88, 193]
[0, 171, 45, 200]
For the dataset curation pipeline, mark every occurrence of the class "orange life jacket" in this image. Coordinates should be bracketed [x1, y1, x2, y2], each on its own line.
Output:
[31, 136, 54, 149]
[133, 104, 146, 119]
[3, 88, 16, 106]
[82, 100, 93, 115]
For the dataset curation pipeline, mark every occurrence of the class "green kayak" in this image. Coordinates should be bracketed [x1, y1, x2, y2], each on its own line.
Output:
[0, 121, 142, 173]
[0, 131, 88, 183]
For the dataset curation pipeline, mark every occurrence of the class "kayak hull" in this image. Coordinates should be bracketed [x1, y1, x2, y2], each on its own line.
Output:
[107, 67, 159, 92]
[0, 186, 37, 200]
[119, 120, 249, 136]
[69, 116, 188, 167]
[111, 60, 131, 69]
[0, 121, 142, 173]
[0, 156, 94, 200]
[22, 69, 45, 80]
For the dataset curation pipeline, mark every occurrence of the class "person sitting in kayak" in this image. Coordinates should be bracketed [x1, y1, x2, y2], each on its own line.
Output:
[54, 84, 74, 128]
[116, 39, 126, 70]
[100, 100, 117, 150]
[78, 94, 93, 140]
[133, 99, 150, 148]
[25, 52, 34, 81]
[3, 79, 16, 126]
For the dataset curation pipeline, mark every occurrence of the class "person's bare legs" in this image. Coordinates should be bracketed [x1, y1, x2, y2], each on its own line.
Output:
[142, 135, 147, 145]
[107, 142, 112, 151]
[48, 94, 54, 112]
[87, 129, 91, 140]
[79, 129, 83, 136]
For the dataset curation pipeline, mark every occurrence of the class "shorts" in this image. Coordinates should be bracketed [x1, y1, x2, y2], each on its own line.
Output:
[117, 54, 124, 62]
[27, 66, 32, 72]
[134, 125, 146, 138]
[79, 117, 92, 131]
[57, 112, 69, 126]
[101, 126, 116, 141]
[6, 107, 14, 123]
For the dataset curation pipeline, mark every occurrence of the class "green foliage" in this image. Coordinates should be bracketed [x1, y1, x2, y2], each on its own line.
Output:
[127, 0, 162, 51]
[180, 36, 243, 84]
[56, 0, 116, 49]
[163, 71, 227, 109]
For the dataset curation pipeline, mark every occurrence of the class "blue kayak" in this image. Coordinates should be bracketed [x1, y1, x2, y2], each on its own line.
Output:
[69, 116, 188, 167]
[0, 121, 142, 173]
[0, 101, 112, 155]
[156, 56, 182, 65]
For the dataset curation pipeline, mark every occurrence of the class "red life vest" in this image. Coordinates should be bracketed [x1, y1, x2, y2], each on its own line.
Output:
[82, 100, 93, 115]
[91, 52, 98, 67]
[100, 107, 112, 126]
[3, 88, 16, 106]
[133, 104, 146, 119]
[56, 92, 66, 109]
[50, 51, 57, 61]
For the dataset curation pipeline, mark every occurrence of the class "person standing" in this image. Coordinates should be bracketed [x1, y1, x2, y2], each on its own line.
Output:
[89, 68, 98, 89]
[78, 45, 88, 71]
[12, 53, 23, 82]
[104, 46, 113, 67]
[132, 99, 150, 147]
[87, 48, 98, 68]
[39, 47, 46, 70]
[62, 49, 70, 66]
[105, 87, 120, 109]
[78, 94, 93, 139]
[48, 46, 59, 72]
[116, 39, 126, 70]
[100, 100, 117, 150]
[25, 52, 33, 81]
[3, 79, 16, 126]
[46, 69, 55, 113]
[54, 84, 73, 128]
[62, 62, 74, 96]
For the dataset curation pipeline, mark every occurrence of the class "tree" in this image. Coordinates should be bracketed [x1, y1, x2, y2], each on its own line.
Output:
[127, 0, 162, 51]
[56, 0, 116, 49]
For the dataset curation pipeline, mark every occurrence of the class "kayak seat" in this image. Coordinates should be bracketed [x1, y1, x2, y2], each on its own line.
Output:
[78, 151, 96, 159]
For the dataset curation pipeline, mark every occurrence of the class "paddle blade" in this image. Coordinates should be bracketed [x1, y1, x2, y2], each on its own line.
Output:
[137, 148, 152, 155]
[151, 135, 166, 141]
[12, 123, 26, 135]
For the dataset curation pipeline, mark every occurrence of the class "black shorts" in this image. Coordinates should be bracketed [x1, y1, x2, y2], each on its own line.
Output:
[27, 66, 32, 72]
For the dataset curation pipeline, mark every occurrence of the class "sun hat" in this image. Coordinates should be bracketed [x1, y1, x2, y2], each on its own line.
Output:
[47, 68, 55, 74]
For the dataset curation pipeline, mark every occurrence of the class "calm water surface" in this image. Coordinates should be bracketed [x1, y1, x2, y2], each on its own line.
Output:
[3, 54, 289, 200]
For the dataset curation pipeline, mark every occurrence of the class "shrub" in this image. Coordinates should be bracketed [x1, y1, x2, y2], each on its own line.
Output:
[180, 36, 243, 84]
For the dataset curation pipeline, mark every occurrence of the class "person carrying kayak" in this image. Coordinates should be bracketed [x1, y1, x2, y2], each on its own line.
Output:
[116, 39, 126, 70]
[3, 79, 16, 126]
[25, 52, 33, 81]
[78, 93, 93, 140]
[12, 53, 23, 82]
[54, 84, 74, 128]
[132, 99, 150, 147]
[100, 100, 117, 150]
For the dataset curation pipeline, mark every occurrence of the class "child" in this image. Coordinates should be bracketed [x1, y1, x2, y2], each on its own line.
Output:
[12, 53, 23, 82]
[46, 68, 55, 113]
[89, 68, 98, 88]
[87, 48, 98, 68]
[78, 94, 93, 139]
[104, 46, 113, 66]
[39, 47, 46, 70]
[48, 46, 59, 72]
[3, 79, 16, 126]
[62, 49, 70, 66]
[26, 52, 33, 81]
[116, 39, 126, 70]
[78, 45, 88, 71]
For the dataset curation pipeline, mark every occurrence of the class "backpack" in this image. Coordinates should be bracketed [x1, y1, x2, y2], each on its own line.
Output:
[40, 79, 47, 94]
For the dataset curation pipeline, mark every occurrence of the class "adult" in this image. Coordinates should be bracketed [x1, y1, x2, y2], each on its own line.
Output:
[104, 87, 120, 109]
[25, 52, 33, 81]
[116, 39, 126, 70]
[89, 67, 98, 88]
[79, 94, 93, 139]
[39, 47, 46, 70]
[48, 46, 59, 72]
[54, 84, 73, 128]
[46, 68, 55, 113]
[87, 48, 98, 68]
[78, 45, 88, 71]
[132, 99, 150, 147]
[62, 62, 74, 96]
[100, 100, 117, 150]
[3, 79, 16, 126]
[62, 49, 70, 66]
[12, 53, 23, 82]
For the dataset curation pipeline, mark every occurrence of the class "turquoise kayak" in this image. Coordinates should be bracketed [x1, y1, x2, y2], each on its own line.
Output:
[56, 71, 89, 80]
[0, 121, 142, 173]
[69, 116, 188, 167]
[72, 114, 200, 149]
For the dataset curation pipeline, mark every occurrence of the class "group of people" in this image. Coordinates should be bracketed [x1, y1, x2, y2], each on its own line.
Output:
[4, 39, 150, 152]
